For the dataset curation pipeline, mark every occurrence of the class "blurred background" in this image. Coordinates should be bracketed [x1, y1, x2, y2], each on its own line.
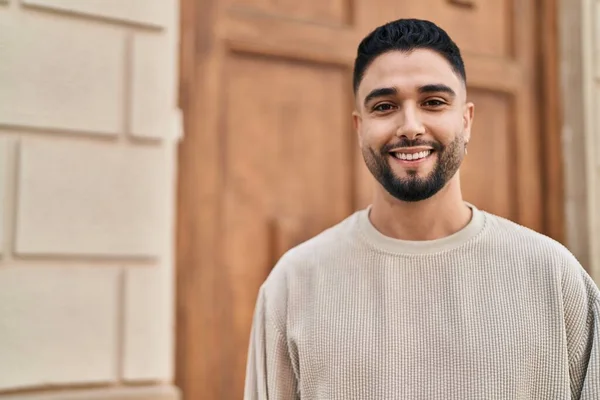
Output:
[0, 0, 596, 399]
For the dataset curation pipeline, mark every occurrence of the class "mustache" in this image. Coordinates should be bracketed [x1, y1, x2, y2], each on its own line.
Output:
[381, 138, 443, 154]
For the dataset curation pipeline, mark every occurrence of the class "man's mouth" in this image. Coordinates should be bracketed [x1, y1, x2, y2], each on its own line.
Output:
[389, 149, 434, 162]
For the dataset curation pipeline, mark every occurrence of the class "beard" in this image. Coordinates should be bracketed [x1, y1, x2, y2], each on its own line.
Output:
[362, 134, 465, 202]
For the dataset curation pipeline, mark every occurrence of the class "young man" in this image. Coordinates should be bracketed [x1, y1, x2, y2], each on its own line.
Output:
[244, 19, 600, 399]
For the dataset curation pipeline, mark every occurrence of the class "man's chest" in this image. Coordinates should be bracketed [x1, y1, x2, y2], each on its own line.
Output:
[286, 270, 568, 399]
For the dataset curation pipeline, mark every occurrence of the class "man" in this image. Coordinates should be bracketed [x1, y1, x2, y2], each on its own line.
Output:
[244, 18, 600, 399]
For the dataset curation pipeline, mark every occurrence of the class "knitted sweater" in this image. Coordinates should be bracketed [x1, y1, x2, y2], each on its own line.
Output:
[244, 204, 600, 399]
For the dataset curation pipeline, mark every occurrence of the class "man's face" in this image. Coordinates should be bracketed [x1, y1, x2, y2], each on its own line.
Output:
[353, 49, 474, 202]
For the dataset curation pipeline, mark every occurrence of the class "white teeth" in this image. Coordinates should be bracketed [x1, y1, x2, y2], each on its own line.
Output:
[394, 150, 431, 160]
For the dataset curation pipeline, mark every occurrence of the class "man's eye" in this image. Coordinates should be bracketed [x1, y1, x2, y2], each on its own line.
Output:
[373, 103, 395, 112]
[423, 99, 445, 107]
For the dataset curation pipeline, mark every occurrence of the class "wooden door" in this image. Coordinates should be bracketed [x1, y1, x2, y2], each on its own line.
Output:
[176, 0, 562, 399]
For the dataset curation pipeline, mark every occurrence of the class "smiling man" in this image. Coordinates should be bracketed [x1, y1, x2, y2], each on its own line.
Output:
[244, 19, 600, 399]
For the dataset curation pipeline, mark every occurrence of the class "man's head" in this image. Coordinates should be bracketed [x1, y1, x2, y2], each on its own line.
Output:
[352, 19, 474, 203]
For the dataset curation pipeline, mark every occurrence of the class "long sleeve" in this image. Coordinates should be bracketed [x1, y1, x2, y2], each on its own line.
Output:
[565, 268, 600, 399]
[575, 295, 600, 399]
[244, 287, 298, 400]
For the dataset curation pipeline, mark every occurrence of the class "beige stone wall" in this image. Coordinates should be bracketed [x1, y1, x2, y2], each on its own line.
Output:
[561, 0, 600, 283]
[585, 0, 600, 282]
[0, 0, 180, 399]
[581, 0, 600, 281]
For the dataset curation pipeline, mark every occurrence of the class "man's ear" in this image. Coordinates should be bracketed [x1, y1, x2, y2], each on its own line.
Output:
[463, 102, 475, 144]
[353, 110, 363, 148]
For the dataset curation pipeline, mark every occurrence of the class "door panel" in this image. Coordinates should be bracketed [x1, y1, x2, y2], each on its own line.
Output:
[356, 0, 511, 57]
[231, 0, 351, 24]
[461, 90, 513, 218]
[223, 54, 353, 223]
[221, 52, 355, 391]
[176, 0, 561, 399]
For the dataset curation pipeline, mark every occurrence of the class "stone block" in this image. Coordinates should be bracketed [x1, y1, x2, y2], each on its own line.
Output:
[0, 266, 120, 390]
[129, 33, 178, 140]
[122, 266, 174, 381]
[23, 0, 172, 28]
[15, 138, 168, 258]
[0, 11, 125, 135]
[0, 137, 6, 255]
[0, 385, 180, 400]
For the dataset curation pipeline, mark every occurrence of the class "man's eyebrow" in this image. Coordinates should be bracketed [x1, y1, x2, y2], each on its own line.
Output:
[419, 84, 456, 97]
[363, 87, 397, 107]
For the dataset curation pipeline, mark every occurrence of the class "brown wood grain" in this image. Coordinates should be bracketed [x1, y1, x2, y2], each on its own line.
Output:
[175, 0, 228, 398]
[538, 0, 565, 244]
[448, 0, 476, 8]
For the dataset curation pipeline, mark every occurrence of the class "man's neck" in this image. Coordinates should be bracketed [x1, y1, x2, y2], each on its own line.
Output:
[368, 178, 472, 241]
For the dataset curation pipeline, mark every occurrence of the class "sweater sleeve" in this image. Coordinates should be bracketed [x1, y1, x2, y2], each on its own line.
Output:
[244, 287, 298, 400]
[566, 269, 600, 399]
[575, 295, 600, 399]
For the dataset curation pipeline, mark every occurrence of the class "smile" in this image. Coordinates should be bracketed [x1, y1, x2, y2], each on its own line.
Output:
[389, 149, 434, 163]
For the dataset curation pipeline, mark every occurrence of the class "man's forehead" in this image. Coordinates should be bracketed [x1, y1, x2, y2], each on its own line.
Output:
[358, 49, 463, 98]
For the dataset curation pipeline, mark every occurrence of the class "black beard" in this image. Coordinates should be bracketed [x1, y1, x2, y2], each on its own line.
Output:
[362, 136, 464, 202]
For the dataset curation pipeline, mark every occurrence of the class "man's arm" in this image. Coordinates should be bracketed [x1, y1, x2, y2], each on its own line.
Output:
[566, 266, 600, 399]
[572, 294, 600, 399]
[244, 286, 298, 399]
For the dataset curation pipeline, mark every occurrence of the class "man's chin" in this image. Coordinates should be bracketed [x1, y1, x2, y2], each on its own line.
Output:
[388, 169, 433, 184]
[384, 186, 436, 203]
[388, 162, 435, 179]
[378, 173, 445, 202]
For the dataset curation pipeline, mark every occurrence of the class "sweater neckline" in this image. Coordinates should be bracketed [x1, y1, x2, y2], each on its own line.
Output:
[356, 202, 486, 255]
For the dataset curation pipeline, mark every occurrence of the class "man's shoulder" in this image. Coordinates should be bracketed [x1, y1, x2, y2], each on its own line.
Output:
[270, 211, 361, 272]
[483, 210, 581, 269]
[480, 211, 600, 307]
[293, 212, 360, 254]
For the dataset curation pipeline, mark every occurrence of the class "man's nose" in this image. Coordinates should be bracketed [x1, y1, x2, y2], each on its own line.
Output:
[395, 104, 425, 139]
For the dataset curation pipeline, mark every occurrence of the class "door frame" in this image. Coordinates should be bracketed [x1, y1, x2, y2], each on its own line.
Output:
[174, 0, 565, 398]
[558, 0, 595, 273]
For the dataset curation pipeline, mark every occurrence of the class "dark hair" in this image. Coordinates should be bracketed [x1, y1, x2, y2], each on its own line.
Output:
[352, 19, 466, 94]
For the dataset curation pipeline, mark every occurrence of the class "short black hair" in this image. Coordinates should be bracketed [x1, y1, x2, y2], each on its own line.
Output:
[352, 19, 466, 94]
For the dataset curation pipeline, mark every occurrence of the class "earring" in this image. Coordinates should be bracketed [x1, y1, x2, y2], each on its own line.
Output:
[465, 143, 468, 155]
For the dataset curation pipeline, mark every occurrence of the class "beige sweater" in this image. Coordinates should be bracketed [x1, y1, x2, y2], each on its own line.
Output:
[244, 204, 600, 399]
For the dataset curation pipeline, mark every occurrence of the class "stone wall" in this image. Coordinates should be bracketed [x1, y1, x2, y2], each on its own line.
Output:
[560, 0, 600, 282]
[0, 0, 180, 398]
